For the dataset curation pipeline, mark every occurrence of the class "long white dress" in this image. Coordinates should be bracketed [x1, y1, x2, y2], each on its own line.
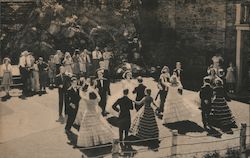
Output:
[162, 82, 194, 124]
[77, 89, 115, 147]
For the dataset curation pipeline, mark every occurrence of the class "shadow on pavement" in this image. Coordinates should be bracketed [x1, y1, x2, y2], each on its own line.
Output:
[164, 120, 204, 134]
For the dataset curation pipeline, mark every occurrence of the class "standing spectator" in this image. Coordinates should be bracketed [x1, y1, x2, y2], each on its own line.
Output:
[225, 62, 236, 93]
[26, 52, 35, 95]
[72, 49, 80, 77]
[112, 89, 133, 150]
[37, 57, 48, 96]
[1, 58, 13, 101]
[62, 52, 73, 75]
[31, 60, 40, 94]
[18, 51, 29, 99]
[48, 55, 56, 88]
[103, 47, 112, 70]
[92, 46, 102, 71]
[54, 50, 63, 75]
[79, 49, 91, 77]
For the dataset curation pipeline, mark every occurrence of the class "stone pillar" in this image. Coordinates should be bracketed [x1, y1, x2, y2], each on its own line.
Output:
[236, 4, 242, 24]
[236, 28, 243, 92]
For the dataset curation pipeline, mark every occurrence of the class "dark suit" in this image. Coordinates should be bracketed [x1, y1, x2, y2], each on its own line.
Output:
[96, 78, 110, 114]
[55, 74, 71, 116]
[199, 84, 213, 127]
[133, 83, 146, 111]
[112, 96, 133, 145]
[65, 87, 81, 131]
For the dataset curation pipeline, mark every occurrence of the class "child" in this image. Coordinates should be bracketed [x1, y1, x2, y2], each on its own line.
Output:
[1, 58, 13, 101]
[112, 89, 133, 150]
[132, 76, 146, 111]
[199, 76, 213, 130]
[225, 62, 236, 93]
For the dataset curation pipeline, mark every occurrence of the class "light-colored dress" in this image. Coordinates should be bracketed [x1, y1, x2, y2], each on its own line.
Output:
[32, 64, 40, 92]
[1, 64, 13, 86]
[63, 58, 73, 74]
[77, 89, 114, 147]
[225, 67, 236, 83]
[162, 82, 193, 124]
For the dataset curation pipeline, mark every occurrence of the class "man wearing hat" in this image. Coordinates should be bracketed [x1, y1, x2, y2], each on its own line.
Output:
[65, 76, 81, 134]
[199, 76, 213, 130]
[18, 51, 29, 99]
[96, 68, 111, 116]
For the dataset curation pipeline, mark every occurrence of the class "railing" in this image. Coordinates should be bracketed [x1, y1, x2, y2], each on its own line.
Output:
[236, 2, 250, 25]
[77, 124, 249, 158]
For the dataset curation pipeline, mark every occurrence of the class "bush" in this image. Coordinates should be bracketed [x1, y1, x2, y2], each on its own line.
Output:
[203, 151, 220, 158]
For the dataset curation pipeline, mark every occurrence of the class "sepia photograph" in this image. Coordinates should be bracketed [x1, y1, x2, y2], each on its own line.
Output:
[0, 0, 250, 157]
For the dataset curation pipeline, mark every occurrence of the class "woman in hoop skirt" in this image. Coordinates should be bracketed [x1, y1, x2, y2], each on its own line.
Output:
[130, 89, 159, 150]
[77, 87, 115, 147]
[210, 79, 237, 134]
[162, 74, 195, 125]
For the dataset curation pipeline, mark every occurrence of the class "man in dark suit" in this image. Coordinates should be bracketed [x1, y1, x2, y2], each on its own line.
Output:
[199, 76, 213, 130]
[65, 77, 81, 134]
[96, 68, 111, 116]
[55, 66, 71, 123]
[112, 89, 133, 150]
[132, 76, 146, 111]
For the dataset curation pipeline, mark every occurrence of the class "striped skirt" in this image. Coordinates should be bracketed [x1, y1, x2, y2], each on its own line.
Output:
[130, 105, 159, 139]
[211, 97, 236, 128]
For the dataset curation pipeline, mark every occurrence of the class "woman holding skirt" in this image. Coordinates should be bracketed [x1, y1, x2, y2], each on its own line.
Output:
[77, 87, 114, 147]
[162, 75, 193, 124]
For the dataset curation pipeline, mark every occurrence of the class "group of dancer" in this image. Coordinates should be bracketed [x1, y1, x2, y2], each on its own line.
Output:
[1, 50, 238, 151]
[199, 54, 238, 134]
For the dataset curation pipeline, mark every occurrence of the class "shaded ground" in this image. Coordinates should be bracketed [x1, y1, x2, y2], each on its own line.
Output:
[0, 78, 249, 158]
